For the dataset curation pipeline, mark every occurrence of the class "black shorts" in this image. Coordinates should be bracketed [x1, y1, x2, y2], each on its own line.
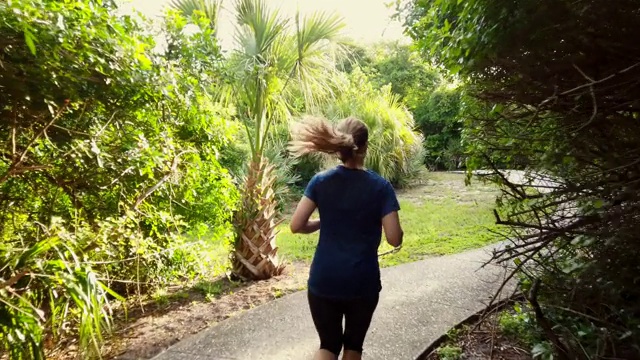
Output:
[307, 291, 379, 356]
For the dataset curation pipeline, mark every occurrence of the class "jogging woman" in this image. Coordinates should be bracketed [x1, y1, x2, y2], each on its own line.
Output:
[289, 117, 404, 360]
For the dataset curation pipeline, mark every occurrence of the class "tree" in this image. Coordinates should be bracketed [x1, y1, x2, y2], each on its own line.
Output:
[402, 0, 640, 358]
[169, 0, 221, 31]
[0, 1, 239, 357]
[352, 41, 465, 170]
[171, 0, 346, 280]
[336, 42, 374, 74]
[230, 0, 346, 280]
[367, 42, 439, 99]
[407, 81, 465, 170]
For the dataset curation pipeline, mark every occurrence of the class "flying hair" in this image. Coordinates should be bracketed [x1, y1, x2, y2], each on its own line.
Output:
[289, 116, 368, 162]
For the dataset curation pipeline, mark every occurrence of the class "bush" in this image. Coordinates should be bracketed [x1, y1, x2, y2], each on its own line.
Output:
[323, 69, 424, 186]
[404, 0, 640, 358]
[436, 345, 463, 360]
[498, 304, 543, 347]
[1, 225, 118, 360]
[351, 42, 465, 171]
[408, 82, 465, 170]
[0, 2, 238, 356]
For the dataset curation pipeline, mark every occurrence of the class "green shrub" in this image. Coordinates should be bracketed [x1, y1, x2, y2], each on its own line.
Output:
[0, 219, 121, 359]
[498, 304, 542, 347]
[404, 0, 640, 357]
[436, 345, 463, 360]
[323, 68, 424, 186]
[0, 1, 239, 356]
[408, 81, 465, 171]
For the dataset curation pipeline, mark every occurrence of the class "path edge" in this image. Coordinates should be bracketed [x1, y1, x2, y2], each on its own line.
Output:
[414, 293, 524, 360]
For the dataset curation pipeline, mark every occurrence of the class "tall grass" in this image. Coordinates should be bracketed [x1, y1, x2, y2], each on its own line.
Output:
[1, 227, 122, 359]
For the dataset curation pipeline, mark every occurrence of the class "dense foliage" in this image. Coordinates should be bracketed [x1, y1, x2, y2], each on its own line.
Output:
[342, 42, 466, 170]
[0, 1, 238, 357]
[0, 0, 460, 356]
[323, 69, 423, 186]
[402, 0, 640, 358]
[406, 75, 464, 170]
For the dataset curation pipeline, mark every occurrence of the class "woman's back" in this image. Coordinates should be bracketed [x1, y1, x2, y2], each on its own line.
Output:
[288, 116, 403, 359]
[304, 166, 399, 299]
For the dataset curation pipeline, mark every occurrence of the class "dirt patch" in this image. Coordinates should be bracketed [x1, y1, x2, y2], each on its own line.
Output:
[425, 311, 532, 360]
[47, 262, 310, 360]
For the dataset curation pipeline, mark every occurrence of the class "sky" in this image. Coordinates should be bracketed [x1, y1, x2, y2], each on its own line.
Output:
[118, 0, 409, 50]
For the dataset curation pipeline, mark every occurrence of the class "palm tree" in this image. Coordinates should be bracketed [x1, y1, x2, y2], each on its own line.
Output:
[170, 0, 345, 280]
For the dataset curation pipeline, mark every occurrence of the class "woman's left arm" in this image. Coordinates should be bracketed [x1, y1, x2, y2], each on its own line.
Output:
[290, 196, 320, 234]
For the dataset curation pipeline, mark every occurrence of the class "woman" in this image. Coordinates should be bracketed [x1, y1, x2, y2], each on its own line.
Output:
[288, 117, 404, 360]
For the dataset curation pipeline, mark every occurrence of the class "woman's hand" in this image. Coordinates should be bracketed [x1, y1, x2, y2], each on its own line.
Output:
[299, 219, 320, 234]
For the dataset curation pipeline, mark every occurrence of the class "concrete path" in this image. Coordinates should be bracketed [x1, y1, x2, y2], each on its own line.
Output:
[153, 244, 513, 360]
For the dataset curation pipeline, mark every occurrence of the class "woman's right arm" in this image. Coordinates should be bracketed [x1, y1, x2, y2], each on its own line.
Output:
[291, 174, 320, 234]
[290, 196, 320, 234]
[382, 211, 403, 247]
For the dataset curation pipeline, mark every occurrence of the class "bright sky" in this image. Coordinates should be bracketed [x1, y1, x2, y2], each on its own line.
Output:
[118, 0, 408, 50]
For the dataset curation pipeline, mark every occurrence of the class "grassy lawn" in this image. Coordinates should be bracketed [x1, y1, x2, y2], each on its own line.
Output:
[277, 172, 503, 267]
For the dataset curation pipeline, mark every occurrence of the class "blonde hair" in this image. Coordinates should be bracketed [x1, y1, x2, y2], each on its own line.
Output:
[289, 116, 369, 162]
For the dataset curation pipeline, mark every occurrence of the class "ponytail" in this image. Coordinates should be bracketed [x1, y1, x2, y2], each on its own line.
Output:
[289, 116, 368, 162]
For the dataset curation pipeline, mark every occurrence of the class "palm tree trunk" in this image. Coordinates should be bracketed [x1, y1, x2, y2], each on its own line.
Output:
[232, 156, 285, 280]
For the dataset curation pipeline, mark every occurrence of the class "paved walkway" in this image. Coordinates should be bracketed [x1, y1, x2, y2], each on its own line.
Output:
[153, 244, 513, 360]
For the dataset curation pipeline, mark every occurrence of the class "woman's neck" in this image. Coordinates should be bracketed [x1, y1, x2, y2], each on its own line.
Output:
[342, 159, 365, 170]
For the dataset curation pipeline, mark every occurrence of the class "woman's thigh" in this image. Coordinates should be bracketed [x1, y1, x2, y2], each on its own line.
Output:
[342, 295, 379, 353]
[308, 291, 344, 355]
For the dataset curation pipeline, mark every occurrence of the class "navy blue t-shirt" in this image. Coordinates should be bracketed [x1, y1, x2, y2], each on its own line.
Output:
[304, 165, 400, 299]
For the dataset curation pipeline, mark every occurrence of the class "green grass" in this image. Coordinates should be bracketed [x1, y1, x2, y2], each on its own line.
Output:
[193, 280, 225, 298]
[436, 345, 463, 360]
[194, 172, 502, 271]
[277, 172, 503, 267]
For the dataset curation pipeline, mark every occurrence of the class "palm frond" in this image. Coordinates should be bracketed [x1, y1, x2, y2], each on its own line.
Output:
[322, 71, 423, 184]
[234, 0, 288, 58]
[287, 12, 347, 112]
[169, 0, 222, 31]
[295, 11, 345, 57]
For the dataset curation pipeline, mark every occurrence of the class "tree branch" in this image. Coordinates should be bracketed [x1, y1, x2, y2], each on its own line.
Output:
[559, 61, 640, 96]
[130, 150, 193, 211]
[0, 270, 29, 290]
[526, 278, 578, 360]
[0, 103, 68, 185]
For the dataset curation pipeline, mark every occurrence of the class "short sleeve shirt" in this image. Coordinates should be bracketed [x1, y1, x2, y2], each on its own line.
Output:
[304, 165, 400, 299]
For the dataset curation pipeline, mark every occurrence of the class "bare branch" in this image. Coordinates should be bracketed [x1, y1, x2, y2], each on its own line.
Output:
[559, 61, 640, 96]
[100, 166, 135, 189]
[11, 112, 16, 156]
[131, 150, 193, 211]
[0, 103, 69, 184]
[95, 110, 120, 138]
[572, 65, 599, 133]
[526, 278, 579, 360]
[0, 270, 29, 290]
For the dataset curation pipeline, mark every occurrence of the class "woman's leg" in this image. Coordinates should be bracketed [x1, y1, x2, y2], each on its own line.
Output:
[342, 294, 379, 358]
[314, 349, 339, 360]
[342, 350, 362, 360]
[308, 291, 344, 358]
